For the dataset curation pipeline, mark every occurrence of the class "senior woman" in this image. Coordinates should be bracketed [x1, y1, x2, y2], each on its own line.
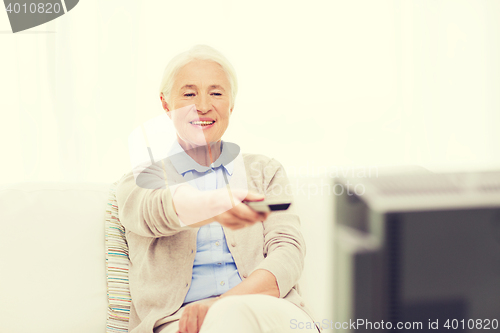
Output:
[116, 45, 319, 333]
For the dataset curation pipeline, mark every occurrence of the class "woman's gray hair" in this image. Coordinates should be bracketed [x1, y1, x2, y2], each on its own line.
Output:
[159, 45, 238, 108]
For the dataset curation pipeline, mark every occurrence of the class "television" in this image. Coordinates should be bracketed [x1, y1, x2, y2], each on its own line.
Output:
[333, 169, 500, 332]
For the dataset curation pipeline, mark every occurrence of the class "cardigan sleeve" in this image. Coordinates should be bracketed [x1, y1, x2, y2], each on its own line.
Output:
[250, 158, 306, 298]
[115, 162, 187, 238]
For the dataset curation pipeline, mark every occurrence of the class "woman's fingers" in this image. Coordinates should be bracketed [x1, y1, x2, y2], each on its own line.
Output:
[186, 305, 198, 333]
[197, 304, 209, 332]
[216, 202, 269, 230]
[259, 211, 270, 220]
[177, 307, 188, 332]
[177, 300, 213, 333]
[178, 304, 199, 333]
[242, 191, 265, 202]
[232, 202, 265, 223]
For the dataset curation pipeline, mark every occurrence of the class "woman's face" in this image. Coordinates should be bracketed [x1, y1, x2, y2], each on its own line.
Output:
[162, 59, 233, 148]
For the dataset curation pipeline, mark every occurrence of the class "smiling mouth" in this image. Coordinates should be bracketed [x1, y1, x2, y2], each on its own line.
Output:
[190, 120, 215, 126]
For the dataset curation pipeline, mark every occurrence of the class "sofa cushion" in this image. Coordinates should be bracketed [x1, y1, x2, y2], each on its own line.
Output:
[105, 176, 132, 332]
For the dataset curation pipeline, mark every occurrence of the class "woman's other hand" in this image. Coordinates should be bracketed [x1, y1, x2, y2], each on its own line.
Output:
[173, 185, 269, 229]
[177, 297, 219, 333]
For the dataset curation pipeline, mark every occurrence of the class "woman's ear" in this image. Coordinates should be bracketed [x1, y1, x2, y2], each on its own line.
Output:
[160, 93, 170, 112]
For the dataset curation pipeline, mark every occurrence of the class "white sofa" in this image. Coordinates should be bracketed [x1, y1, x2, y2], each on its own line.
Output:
[0, 177, 334, 333]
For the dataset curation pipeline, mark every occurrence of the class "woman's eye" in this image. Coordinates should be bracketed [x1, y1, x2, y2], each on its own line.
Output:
[211, 92, 222, 96]
[184, 93, 195, 97]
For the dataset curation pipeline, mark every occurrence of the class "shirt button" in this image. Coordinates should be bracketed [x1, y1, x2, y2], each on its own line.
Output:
[185, 283, 189, 288]
[231, 243, 236, 247]
[191, 249, 194, 254]
[300, 302, 305, 307]
[242, 273, 247, 278]
[215, 241, 220, 246]
[220, 281, 225, 286]
[217, 262, 222, 266]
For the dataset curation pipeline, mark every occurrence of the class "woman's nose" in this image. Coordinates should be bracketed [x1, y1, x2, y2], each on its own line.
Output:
[196, 95, 211, 113]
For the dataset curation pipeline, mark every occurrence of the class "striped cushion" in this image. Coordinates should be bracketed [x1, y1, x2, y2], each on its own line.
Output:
[105, 175, 131, 333]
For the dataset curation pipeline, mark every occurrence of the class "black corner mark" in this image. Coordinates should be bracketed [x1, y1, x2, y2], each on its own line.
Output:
[4, 0, 79, 33]
[64, 0, 77, 11]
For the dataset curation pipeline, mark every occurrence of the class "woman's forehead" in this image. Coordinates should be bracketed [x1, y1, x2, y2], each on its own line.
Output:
[174, 59, 230, 88]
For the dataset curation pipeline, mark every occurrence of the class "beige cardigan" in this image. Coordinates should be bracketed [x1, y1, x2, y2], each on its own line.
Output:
[116, 152, 317, 333]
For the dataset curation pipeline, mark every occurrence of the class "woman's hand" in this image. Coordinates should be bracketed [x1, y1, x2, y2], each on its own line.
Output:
[211, 191, 270, 229]
[177, 297, 219, 333]
[173, 185, 269, 229]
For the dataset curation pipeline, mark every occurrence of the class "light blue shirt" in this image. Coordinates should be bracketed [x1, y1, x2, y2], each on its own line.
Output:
[167, 140, 243, 304]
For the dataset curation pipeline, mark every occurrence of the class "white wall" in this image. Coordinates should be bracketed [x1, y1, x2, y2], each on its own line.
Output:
[1, 0, 500, 326]
[1, 0, 499, 184]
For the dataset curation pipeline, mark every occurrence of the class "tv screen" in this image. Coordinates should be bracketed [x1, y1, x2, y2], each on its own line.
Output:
[333, 170, 500, 333]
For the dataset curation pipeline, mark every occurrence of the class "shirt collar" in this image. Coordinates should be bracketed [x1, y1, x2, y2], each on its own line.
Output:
[167, 140, 237, 176]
